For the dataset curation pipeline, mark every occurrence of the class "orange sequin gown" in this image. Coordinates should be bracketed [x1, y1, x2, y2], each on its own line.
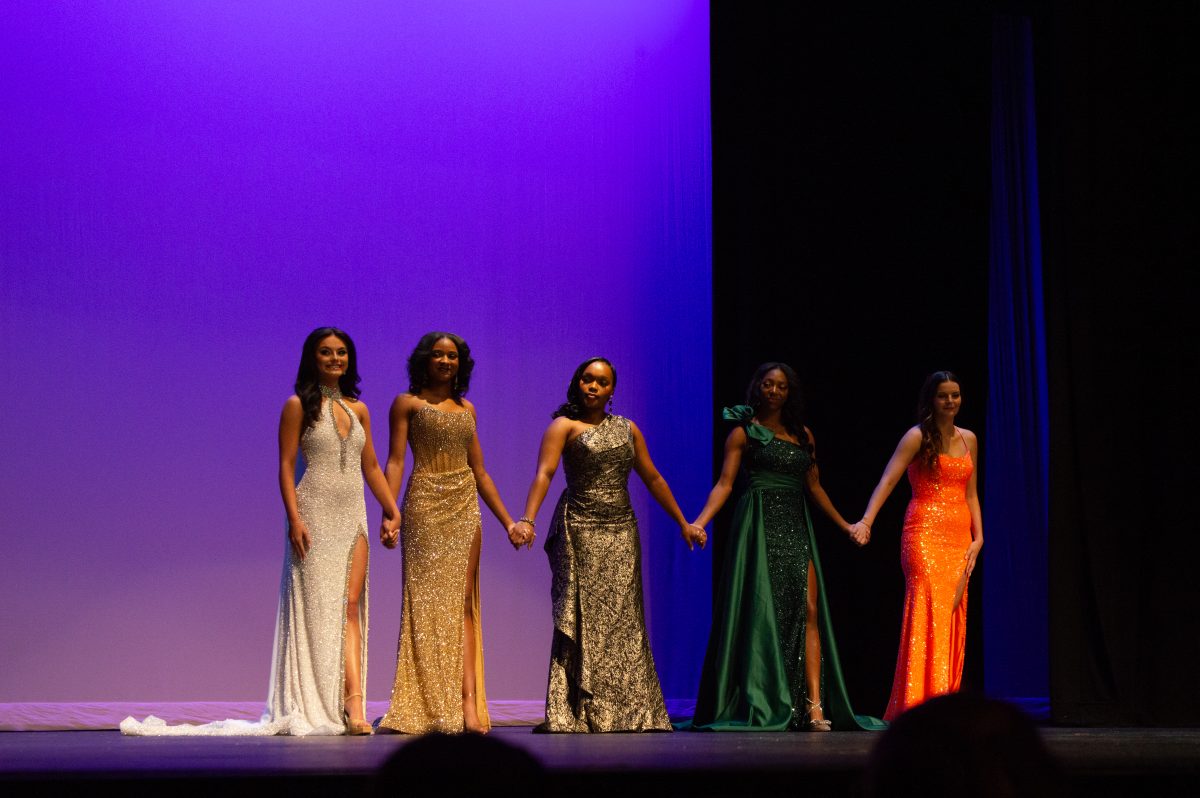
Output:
[883, 446, 973, 721]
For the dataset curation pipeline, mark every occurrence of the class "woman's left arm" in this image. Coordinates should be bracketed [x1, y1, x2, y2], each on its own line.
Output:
[963, 429, 984, 576]
[629, 421, 706, 550]
[355, 402, 401, 548]
[803, 428, 863, 545]
[465, 402, 523, 547]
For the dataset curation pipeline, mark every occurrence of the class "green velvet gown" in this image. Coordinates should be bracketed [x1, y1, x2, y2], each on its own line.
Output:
[691, 407, 885, 731]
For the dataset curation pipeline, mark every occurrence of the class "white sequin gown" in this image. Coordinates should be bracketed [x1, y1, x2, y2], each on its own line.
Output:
[121, 390, 368, 736]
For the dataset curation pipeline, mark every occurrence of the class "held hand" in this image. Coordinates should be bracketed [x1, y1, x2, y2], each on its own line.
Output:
[508, 520, 535, 551]
[847, 521, 871, 547]
[288, 519, 312, 561]
[964, 539, 983, 577]
[380, 515, 401, 550]
[681, 523, 707, 551]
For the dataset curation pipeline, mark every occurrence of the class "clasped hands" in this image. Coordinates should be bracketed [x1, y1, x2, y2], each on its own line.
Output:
[847, 520, 871, 547]
[379, 514, 401, 549]
[682, 523, 707, 551]
[509, 520, 536, 551]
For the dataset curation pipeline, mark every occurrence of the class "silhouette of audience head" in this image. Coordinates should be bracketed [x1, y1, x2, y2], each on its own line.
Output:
[862, 692, 1061, 798]
[376, 732, 544, 796]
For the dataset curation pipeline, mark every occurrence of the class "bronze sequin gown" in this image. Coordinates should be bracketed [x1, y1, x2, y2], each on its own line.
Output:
[380, 405, 489, 733]
[883, 441, 974, 721]
[539, 414, 671, 732]
[121, 386, 370, 737]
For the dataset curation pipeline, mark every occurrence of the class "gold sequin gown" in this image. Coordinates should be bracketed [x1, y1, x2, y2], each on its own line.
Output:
[539, 415, 671, 732]
[121, 387, 370, 737]
[380, 405, 489, 733]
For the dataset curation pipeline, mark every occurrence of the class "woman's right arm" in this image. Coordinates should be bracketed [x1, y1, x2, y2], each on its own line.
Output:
[856, 427, 923, 540]
[278, 396, 309, 560]
[690, 426, 747, 529]
[511, 418, 572, 549]
[384, 394, 412, 501]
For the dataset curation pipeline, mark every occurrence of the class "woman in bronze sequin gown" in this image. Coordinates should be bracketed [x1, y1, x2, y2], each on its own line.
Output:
[379, 333, 525, 735]
[512, 358, 706, 732]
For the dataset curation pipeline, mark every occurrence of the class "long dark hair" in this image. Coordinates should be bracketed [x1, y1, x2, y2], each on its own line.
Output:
[407, 331, 474, 402]
[295, 327, 362, 431]
[746, 362, 811, 452]
[552, 357, 617, 420]
[916, 370, 960, 471]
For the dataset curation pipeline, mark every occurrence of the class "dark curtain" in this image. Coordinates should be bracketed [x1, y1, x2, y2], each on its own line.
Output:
[983, 14, 1049, 713]
[711, 4, 990, 715]
[1040, 1, 1200, 724]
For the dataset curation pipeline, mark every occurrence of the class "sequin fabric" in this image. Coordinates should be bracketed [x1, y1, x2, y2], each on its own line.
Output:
[883, 448, 973, 721]
[540, 415, 671, 732]
[749, 438, 823, 729]
[121, 389, 369, 737]
[379, 405, 488, 734]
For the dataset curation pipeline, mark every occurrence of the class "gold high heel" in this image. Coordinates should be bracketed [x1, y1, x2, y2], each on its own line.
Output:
[805, 698, 832, 732]
[343, 693, 374, 736]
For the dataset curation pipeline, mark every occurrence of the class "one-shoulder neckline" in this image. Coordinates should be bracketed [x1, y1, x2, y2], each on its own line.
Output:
[568, 414, 618, 447]
[747, 420, 805, 449]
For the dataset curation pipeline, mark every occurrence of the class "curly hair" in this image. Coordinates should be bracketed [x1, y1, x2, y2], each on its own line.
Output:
[294, 327, 362, 431]
[552, 357, 617, 419]
[745, 362, 811, 453]
[407, 331, 474, 402]
[916, 370, 960, 471]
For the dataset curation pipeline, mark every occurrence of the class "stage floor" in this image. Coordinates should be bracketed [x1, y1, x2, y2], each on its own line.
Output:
[2, 727, 1199, 796]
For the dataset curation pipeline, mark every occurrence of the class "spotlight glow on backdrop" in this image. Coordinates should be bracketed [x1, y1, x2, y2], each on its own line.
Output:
[0, 1, 711, 707]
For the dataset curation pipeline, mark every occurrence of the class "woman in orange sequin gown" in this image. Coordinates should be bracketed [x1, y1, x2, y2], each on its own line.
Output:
[854, 371, 984, 721]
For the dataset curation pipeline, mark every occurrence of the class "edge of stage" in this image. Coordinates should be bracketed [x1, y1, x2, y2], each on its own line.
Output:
[3, 726, 1200, 797]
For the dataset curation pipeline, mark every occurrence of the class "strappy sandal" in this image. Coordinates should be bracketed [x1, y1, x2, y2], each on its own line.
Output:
[805, 698, 832, 732]
[343, 693, 374, 736]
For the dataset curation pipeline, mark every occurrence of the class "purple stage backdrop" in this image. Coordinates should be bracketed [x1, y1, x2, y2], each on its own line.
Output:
[0, 2, 711, 705]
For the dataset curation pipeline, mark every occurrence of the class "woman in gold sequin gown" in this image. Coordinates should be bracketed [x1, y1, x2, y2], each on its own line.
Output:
[122, 327, 401, 737]
[379, 333, 525, 735]
[512, 358, 706, 732]
[857, 371, 984, 720]
[689, 363, 880, 732]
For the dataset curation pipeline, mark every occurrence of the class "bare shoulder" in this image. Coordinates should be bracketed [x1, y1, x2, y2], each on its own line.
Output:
[281, 394, 303, 416]
[391, 392, 419, 413]
[725, 425, 748, 445]
[958, 427, 979, 446]
[900, 426, 924, 448]
[803, 425, 816, 442]
[461, 397, 478, 416]
[548, 416, 575, 434]
[347, 397, 370, 421]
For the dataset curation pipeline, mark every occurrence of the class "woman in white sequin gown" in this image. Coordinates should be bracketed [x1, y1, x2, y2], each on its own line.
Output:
[121, 327, 400, 736]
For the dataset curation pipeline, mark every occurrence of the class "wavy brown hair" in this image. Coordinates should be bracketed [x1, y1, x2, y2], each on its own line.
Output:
[916, 370, 960, 471]
[294, 327, 362, 432]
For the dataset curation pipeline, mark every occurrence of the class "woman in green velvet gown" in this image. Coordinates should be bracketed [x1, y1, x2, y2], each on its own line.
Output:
[690, 363, 882, 731]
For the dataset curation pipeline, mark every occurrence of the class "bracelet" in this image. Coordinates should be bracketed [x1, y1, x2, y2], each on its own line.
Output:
[519, 517, 536, 527]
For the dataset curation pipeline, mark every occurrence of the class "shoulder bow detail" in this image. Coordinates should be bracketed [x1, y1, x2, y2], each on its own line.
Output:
[722, 405, 774, 445]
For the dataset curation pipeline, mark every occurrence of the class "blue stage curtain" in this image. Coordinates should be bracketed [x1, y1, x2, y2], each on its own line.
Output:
[983, 14, 1049, 715]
